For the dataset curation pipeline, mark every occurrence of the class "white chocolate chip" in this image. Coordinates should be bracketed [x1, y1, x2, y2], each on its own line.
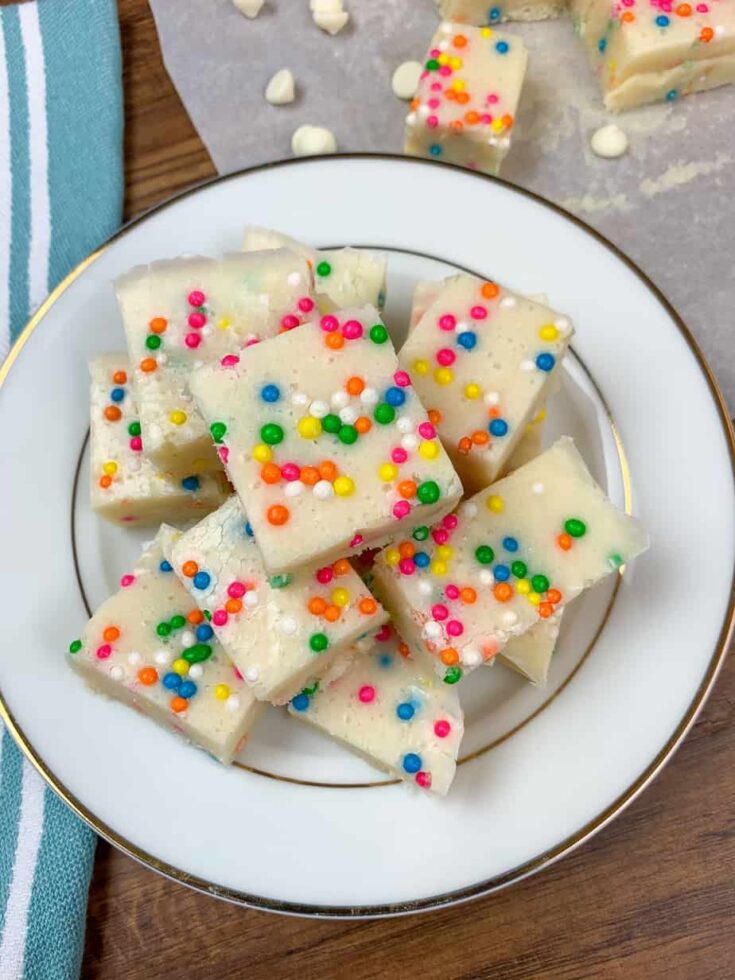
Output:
[232, 0, 264, 16]
[310, 0, 349, 34]
[391, 61, 422, 101]
[590, 124, 629, 159]
[265, 68, 296, 106]
[292, 125, 337, 157]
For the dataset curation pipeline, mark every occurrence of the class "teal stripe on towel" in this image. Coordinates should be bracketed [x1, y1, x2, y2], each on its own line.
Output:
[0, 727, 25, 940]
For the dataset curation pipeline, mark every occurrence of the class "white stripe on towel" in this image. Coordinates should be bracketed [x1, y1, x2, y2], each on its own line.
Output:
[0, 18, 12, 359]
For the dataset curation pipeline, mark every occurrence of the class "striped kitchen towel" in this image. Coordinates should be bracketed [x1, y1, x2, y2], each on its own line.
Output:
[0, 1, 122, 978]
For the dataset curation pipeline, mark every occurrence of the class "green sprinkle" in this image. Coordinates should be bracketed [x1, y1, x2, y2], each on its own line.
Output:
[303, 681, 320, 696]
[68, 639, 82, 654]
[309, 632, 329, 653]
[260, 423, 284, 445]
[417, 480, 440, 505]
[204, 609, 212, 621]
[145, 334, 161, 350]
[182, 643, 213, 664]
[210, 421, 227, 443]
[316, 260, 332, 278]
[269, 574, 292, 589]
[511, 560, 527, 578]
[127, 420, 141, 437]
[565, 518, 587, 538]
[426, 58, 440, 71]
[475, 545, 495, 565]
[169, 614, 186, 630]
[338, 424, 358, 445]
[322, 414, 341, 434]
[444, 666, 462, 684]
[374, 403, 396, 425]
[608, 553, 624, 569]
[156, 622, 172, 637]
[531, 574, 550, 595]
[412, 525, 429, 542]
[369, 323, 388, 344]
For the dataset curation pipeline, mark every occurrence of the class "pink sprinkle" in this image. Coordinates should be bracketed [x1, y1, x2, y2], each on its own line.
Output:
[96, 644, 112, 660]
[298, 297, 315, 313]
[470, 305, 488, 320]
[436, 348, 455, 367]
[188, 290, 205, 307]
[432, 528, 449, 545]
[487, 93, 499, 104]
[185, 332, 201, 349]
[434, 720, 451, 738]
[445, 584, 460, 600]
[221, 354, 240, 367]
[438, 314, 456, 331]
[432, 603, 448, 621]
[375, 624, 392, 642]
[430, 82, 442, 91]
[696, 1, 708, 8]
[398, 558, 416, 576]
[129, 436, 143, 452]
[394, 370, 411, 387]
[438, 65, 451, 76]
[233, 666, 243, 680]
[228, 581, 246, 598]
[447, 620, 463, 637]
[342, 319, 363, 340]
[218, 446, 229, 464]
[350, 534, 364, 548]
[418, 422, 436, 439]
[426, 115, 439, 128]
[320, 314, 339, 332]
[393, 500, 411, 519]
[358, 685, 376, 703]
[213, 609, 228, 626]
[120, 574, 135, 588]
[188, 311, 206, 329]
[429, 47, 440, 56]
[442, 514, 458, 530]
[281, 314, 300, 330]
[415, 771, 432, 789]
[244, 337, 260, 348]
[391, 447, 408, 464]
[316, 567, 334, 585]
[481, 113, 493, 124]
[428, 98, 440, 109]
[281, 463, 301, 481]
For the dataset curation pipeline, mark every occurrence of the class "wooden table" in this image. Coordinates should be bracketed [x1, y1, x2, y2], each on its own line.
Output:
[79, 3, 735, 977]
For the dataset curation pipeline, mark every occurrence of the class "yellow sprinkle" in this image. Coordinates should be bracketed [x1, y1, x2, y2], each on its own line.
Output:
[418, 440, 439, 460]
[102, 461, 118, 476]
[486, 494, 504, 513]
[532, 407, 547, 425]
[298, 415, 322, 439]
[452, 79, 466, 92]
[169, 410, 187, 426]
[333, 476, 355, 497]
[172, 658, 189, 676]
[436, 545, 453, 561]
[217, 317, 231, 330]
[331, 587, 350, 607]
[385, 548, 401, 567]
[215, 683, 230, 700]
[516, 579, 531, 595]
[527, 592, 541, 606]
[434, 367, 454, 386]
[379, 463, 399, 482]
[480, 27, 493, 37]
[491, 118, 504, 133]
[449, 57, 463, 70]
[190, 457, 208, 473]
[430, 560, 448, 577]
[539, 325, 559, 342]
[252, 443, 272, 463]
[437, 53, 450, 65]
[413, 358, 429, 376]
[464, 383, 481, 399]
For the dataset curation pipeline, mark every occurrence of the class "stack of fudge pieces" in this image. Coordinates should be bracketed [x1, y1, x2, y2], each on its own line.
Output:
[69, 232, 648, 796]
[405, 3, 735, 175]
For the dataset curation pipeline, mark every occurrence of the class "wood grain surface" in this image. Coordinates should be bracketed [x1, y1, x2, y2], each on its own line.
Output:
[79, 2, 735, 977]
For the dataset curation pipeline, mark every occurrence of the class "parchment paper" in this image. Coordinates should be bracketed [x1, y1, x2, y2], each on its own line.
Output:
[149, 0, 735, 406]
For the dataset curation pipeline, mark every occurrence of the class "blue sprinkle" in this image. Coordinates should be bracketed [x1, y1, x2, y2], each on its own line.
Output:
[291, 693, 310, 712]
[162, 672, 181, 691]
[377, 290, 386, 307]
[159, 560, 173, 573]
[655, 14, 669, 27]
[598, 37, 607, 52]
[666, 89, 679, 102]
[260, 384, 280, 403]
[495, 40, 509, 54]
[429, 144, 442, 157]
[193, 571, 211, 590]
[196, 624, 214, 642]
[403, 752, 422, 774]
[396, 702, 415, 721]
[110, 387, 125, 403]
[503, 536, 519, 552]
[181, 475, 200, 491]
[488, 6, 501, 22]
[489, 418, 509, 437]
[378, 653, 394, 669]
[179, 680, 197, 699]
[414, 551, 430, 569]
[245, 521, 254, 537]
[494, 564, 510, 582]
[536, 352, 556, 372]
[385, 386, 406, 407]
[457, 331, 477, 350]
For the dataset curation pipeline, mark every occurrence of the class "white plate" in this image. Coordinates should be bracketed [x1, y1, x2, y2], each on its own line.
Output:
[1, 155, 733, 916]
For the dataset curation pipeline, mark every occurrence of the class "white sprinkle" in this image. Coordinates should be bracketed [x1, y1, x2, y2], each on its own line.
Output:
[110, 665, 124, 682]
[418, 580, 432, 596]
[532, 481, 545, 495]
[455, 320, 469, 333]
[265, 68, 295, 106]
[181, 630, 196, 648]
[244, 667, 259, 683]
[590, 124, 629, 159]
[309, 399, 328, 418]
[502, 611, 519, 627]
[461, 647, 482, 667]
[154, 649, 171, 666]
[406, 112, 417, 127]
[461, 502, 478, 519]
[244, 591, 259, 608]
[391, 61, 422, 101]
[440, 21, 452, 32]
[479, 570, 494, 585]
[313, 480, 334, 500]
[225, 695, 241, 713]
[331, 390, 350, 409]
[401, 434, 418, 451]
[279, 616, 297, 635]
[339, 406, 358, 424]
[127, 651, 141, 666]
[292, 391, 309, 407]
[360, 387, 379, 406]
[438, 39, 450, 50]
[555, 316, 571, 334]
[423, 621, 442, 639]
[288, 272, 303, 287]
[189, 664, 204, 680]
[285, 480, 304, 498]
[128, 458, 141, 473]
[201, 325, 213, 337]
[521, 360, 536, 372]
[157, 354, 168, 366]
[417, 104, 430, 119]
[483, 391, 500, 407]
[499, 296, 517, 309]
[396, 416, 414, 434]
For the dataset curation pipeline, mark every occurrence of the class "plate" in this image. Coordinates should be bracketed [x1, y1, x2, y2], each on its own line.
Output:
[1, 155, 733, 916]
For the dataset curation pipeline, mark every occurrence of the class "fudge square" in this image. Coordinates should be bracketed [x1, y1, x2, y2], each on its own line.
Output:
[399, 274, 572, 492]
[164, 496, 388, 704]
[67, 528, 263, 763]
[90, 354, 228, 527]
[405, 23, 528, 175]
[243, 226, 387, 312]
[571, 0, 735, 110]
[289, 624, 464, 795]
[372, 437, 649, 684]
[115, 249, 314, 477]
[436, 0, 568, 24]
[189, 306, 463, 574]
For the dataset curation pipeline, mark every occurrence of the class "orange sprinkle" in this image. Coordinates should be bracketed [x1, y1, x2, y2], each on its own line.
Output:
[445, 88, 457, 101]
[267, 504, 289, 526]
[225, 597, 243, 614]
[487, 405, 501, 419]
[621, 10, 635, 21]
[676, 2, 692, 14]
[398, 642, 410, 658]
[308, 596, 328, 616]
[398, 541, 415, 560]
[355, 416, 372, 434]
[440, 647, 459, 666]
[410, 97, 420, 111]
[318, 460, 338, 482]
[324, 605, 341, 623]
[397, 480, 417, 499]
[187, 609, 204, 625]
[460, 587, 477, 604]
[557, 533, 572, 551]
[170, 696, 188, 714]
[493, 582, 513, 602]
[140, 357, 157, 373]
[261, 462, 282, 484]
[453, 33, 467, 47]
[149, 316, 168, 334]
[332, 559, 351, 577]
[345, 376, 365, 396]
[325, 332, 344, 350]
[104, 405, 122, 422]
[482, 639, 499, 661]
[458, 437, 472, 455]
[181, 560, 198, 578]
[103, 626, 120, 642]
[428, 408, 442, 425]
[99, 475, 112, 489]
[359, 597, 378, 615]
[455, 92, 470, 105]
[502, 113, 514, 130]
[539, 602, 554, 619]
[481, 282, 499, 300]
[112, 370, 127, 384]
[547, 588, 562, 605]
[138, 666, 158, 686]
[465, 110, 480, 125]
[471, 430, 490, 446]
[301, 466, 320, 486]
[700, 25, 714, 40]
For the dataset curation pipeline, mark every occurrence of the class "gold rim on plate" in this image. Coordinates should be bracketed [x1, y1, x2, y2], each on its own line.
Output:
[0, 154, 733, 918]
